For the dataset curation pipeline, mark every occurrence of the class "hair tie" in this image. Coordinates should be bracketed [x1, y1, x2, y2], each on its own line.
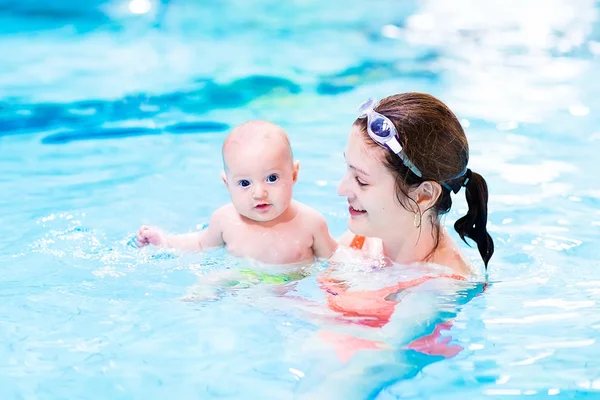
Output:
[462, 168, 472, 187]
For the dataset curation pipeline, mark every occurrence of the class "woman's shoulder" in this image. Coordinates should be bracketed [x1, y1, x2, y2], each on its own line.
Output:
[431, 231, 475, 278]
[336, 230, 476, 279]
[338, 231, 383, 256]
[338, 230, 357, 247]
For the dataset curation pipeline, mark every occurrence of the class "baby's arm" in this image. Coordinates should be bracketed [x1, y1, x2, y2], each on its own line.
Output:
[311, 213, 339, 259]
[136, 207, 226, 251]
[197, 210, 226, 250]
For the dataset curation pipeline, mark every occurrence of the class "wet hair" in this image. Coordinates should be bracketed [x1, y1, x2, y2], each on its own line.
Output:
[354, 92, 494, 268]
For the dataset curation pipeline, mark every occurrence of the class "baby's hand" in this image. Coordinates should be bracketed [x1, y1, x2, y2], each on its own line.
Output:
[136, 225, 169, 248]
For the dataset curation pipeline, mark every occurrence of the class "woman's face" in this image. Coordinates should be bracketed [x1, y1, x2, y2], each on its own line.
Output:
[337, 125, 415, 239]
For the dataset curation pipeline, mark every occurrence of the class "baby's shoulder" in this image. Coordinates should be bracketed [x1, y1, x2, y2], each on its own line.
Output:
[211, 203, 240, 224]
[292, 201, 327, 225]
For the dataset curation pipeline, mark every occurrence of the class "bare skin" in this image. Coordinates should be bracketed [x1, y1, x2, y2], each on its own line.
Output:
[136, 120, 338, 265]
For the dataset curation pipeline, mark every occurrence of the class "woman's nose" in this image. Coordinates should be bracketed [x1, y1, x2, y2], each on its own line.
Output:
[337, 173, 353, 197]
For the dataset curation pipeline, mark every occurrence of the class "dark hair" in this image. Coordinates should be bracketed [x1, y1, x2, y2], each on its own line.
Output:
[354, 92, 494, 268]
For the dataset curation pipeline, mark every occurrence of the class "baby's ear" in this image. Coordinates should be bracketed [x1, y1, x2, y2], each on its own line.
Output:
[292, 160, 300, 183]
[220, 171, 228, 185]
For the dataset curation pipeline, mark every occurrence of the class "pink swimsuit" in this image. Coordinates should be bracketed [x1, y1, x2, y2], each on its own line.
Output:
[318, 235, 467, 361]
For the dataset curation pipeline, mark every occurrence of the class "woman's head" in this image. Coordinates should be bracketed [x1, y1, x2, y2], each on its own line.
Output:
[337, 92, 494, 267]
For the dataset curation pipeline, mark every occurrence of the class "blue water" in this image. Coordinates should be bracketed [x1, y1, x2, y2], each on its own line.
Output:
[2, 0, 600, 398]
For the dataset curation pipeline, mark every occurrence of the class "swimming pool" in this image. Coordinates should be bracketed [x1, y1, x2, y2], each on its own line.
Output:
[1, 0, 600, 398]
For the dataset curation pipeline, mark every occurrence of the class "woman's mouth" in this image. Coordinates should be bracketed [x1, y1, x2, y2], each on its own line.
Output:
[348, 205, 366, 216]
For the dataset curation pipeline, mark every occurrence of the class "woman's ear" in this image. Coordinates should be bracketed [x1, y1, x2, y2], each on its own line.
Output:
[415, 181, 442, 211]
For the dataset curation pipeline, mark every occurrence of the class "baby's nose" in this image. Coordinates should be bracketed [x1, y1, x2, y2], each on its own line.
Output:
[252, 184, 268, 199]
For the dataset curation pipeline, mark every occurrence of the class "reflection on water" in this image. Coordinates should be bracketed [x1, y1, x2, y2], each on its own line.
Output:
[402, 0, 599, 124]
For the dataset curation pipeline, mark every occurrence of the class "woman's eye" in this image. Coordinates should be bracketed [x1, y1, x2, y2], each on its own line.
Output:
[355, 177, 367, 187]
[238, 180, 251, 187]
[267, 174, 278, 183]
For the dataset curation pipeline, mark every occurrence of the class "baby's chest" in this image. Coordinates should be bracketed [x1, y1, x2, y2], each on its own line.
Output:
[223, 225, 314, 263]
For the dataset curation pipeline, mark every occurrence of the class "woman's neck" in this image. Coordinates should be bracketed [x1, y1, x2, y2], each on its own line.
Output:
[380, 220, 439, 265]
[379, 224, 472, 277]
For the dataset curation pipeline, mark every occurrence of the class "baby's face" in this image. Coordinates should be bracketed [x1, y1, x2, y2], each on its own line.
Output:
[223, 140, 298, 223]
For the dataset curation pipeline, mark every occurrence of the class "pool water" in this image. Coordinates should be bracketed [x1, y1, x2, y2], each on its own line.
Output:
[1, 0, 600, 398]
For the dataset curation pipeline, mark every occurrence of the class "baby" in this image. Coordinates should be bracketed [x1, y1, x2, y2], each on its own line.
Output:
[136, 120, 338, 265]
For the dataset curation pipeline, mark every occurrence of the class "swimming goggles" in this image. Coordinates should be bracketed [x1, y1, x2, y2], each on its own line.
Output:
[357, 97, 470, 193]
[357, 98, 423, 178]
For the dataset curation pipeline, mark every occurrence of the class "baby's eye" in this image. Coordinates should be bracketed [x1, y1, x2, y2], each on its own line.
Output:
[267, 174, 278, 183]
[238, 179, 251, 187]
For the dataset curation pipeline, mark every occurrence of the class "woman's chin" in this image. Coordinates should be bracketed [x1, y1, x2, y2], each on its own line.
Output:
[348, 216, 369, 236]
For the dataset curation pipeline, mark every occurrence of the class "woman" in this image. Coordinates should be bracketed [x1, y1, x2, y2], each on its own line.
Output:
[319, 92, 494, 327]
[297, 92, 494, 398]
[337, 92, 493, 271]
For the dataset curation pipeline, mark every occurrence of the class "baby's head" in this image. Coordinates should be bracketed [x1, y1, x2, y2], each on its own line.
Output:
[221, 120, 299, 223]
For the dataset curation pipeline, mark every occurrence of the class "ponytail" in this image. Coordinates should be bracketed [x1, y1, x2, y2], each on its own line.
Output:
[453, 170, 494, 268]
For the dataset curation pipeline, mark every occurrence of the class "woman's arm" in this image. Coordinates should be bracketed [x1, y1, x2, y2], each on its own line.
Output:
[295, 276, 484, 399]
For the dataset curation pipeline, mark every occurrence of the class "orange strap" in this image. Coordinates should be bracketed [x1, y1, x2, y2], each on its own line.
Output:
[349, 235, 366, 250]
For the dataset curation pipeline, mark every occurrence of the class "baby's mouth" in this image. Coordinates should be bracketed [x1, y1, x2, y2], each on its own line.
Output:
[255, 203, 272, 211]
